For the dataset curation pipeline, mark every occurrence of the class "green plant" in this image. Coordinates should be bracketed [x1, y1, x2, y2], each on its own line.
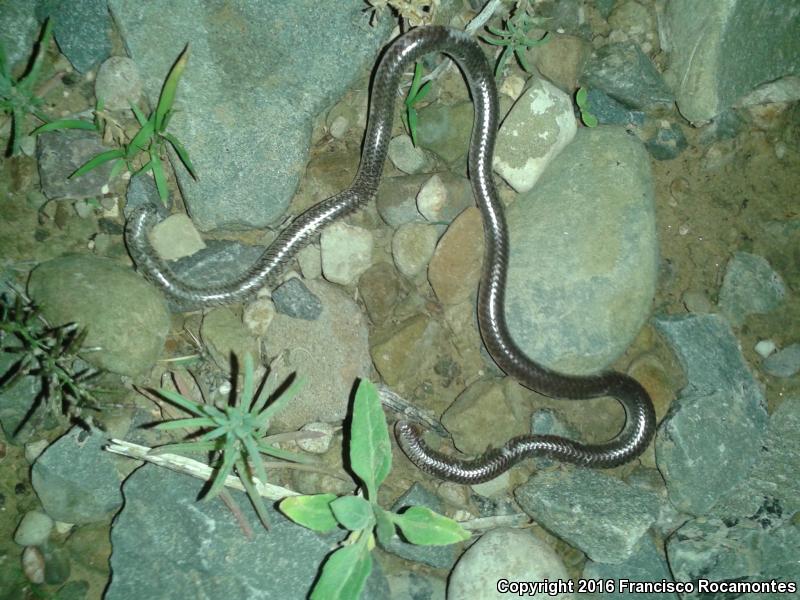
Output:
[151, 354, 308, 529]
[480, 1, 549, 76]
[51, 46, 197, 206]
[575, 86, 598, 127]
[280, 379, 469, 599]
[33, 96, 106, 135]
[0, 18, 54, 156]
[403, 62, 432, 147]
[0, 288, 103, 430]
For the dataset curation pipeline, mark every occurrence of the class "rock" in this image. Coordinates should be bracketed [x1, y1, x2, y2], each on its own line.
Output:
[387, 135, 436, 174]
[583, 535, 677, 600]
[515, 469, 661, 564]
[31, 427, 124, 525]
[709, 396, 800, 521]
[0, 2, 39, 69]
[36, 130, 116, 201]
[441, 379, 528, 456]
[14, 511, 55, 547]
[391, 223, 438, 278]
[320, 221, 374, 286]
[386, 572, 446, 600]
[375, 173, 430, 227]
[263, 279, 371, 430]
[27, 255, 171, 376]
[94, 56, 143, 111]
[681, 290, 713, 314]
[580, 42, 673, 110]
[754, 339, 777, 358]
[124, 173, 170, 217]
[272, 278, 323, 321]
[0, 353, 49, 444]
[505, 127, 656, 373]
[358, 262, 401, 323]
[106, 465, 388, 599]
[415, 172, 473, 225]
[167, 239, 266, 305]
[297, 244, 322, 280]
[296, 422, 336, 454]
[718, 252, 786, 326]
[22, 546, 45, 584]
[448, 528, 573, 599]
[608, 0, 659, 54]
[762, 343, 800, 378]
[370, 314, 440, 387]
[428, 207, 483, 305]
[493, 78, 577, 193]
[200, 307, 259, 369]
[531, 34, 591, 92]
[416, 101, 474, 164]
[584, 89, 645, 127]
[643, 121, 688, 161]
[36, 0, 112, 73]
[652, 314, 768, 515]
[380, 484, 458, 569]
[107, 0, 391, 230]
[664, 0, 800, 123]
[149, 214, 206, 261]
[242, 297, 276, 337]
[24, 439, 50, 463]
[667, 517, 800, 600]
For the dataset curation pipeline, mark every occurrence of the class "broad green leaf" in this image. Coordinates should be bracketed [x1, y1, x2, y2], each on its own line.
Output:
[408, 62, 423, 100]
[349, 379, 391, 500]
[311, 535, 372, 600]
[280, 493, 338, 533]
[161, 131, 197, 178]
[374, 506, 396, 546]
[408, 108, 418, 147]
[392, 506, 470, 546]
[576, 87, 588, 108]
[70, 148, 125, 178]
[109, 158, 126, 179]
[582, 113, 598, 128]
[156, 44, 189, 133]
[32, 119, 97, 134]
[330, 495, 374, 531]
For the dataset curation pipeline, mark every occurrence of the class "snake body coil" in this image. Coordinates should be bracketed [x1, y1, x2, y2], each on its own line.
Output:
[126, 26, 655, 484]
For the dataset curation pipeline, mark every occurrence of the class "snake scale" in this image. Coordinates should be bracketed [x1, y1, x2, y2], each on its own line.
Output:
[125, 26, 656, 484]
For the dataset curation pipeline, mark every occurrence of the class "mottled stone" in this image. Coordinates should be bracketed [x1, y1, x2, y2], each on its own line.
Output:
[37, 130, 116, 201]
[95, 56, 143, 111]
[391, 223, 438, 278]
[149, 214, 206, 261]
[272, 278, 323, 321]
[428, 207, 483, 305]
[37, 0, 112, 73]
[415, 172, 473, 224]
[358, 262, 401, 323]
[320, 221, 373, 286]
[762, 343, 800, 378]
[416, 101, 474, 164]
[718, 252, 786, 326]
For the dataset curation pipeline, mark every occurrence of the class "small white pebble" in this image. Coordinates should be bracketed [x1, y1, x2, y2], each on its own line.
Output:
[218, 381, 231, 395]
[678, 223, 690, 235]
[755, 339, 777, 358]
[774, 142, 786, 160]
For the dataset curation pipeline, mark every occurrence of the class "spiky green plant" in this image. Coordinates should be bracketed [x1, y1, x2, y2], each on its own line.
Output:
[42, 45, 196, 206]
[151, 354, 307, 528]
[0, 18, 54, 156]
[0, 289, 103, 430]
[480, 2, 549, 76]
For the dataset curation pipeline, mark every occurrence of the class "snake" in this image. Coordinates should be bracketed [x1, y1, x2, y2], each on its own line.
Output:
[125, 26, 656, 485]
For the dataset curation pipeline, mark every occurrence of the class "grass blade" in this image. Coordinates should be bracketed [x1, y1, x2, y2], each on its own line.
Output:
[149, 148, 169, 205]
[70, 148, 125, 178]
[155, 44, 189, 132]
[32, 119, 97, 134]
[160, 131, 197, 179]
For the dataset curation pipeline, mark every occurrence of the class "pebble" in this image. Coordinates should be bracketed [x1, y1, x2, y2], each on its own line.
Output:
[320, 221, 374, 286]
[22, 546, 45, 584]
[387, 134, 435, 174]
[296, 422, 337, 454]
[391, 222, 439, 278]
[14, 511, 55, 547]
[95, 56, 143, 111]
[762, 343, 800, 378]
[24, 439, 50, 464]
[242, 298, 276, 337]
[754, 339, 777, 358]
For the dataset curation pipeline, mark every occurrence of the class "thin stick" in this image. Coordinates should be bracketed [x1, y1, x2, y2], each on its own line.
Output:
[104, 438, 300, 499]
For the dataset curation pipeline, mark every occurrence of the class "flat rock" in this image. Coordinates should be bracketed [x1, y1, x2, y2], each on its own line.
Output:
[36, 0, 112, 73]
[37, 130, 116, 201]
[718, 252, 786, 326]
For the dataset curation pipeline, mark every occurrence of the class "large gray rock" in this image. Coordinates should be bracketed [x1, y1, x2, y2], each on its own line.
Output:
[107, 465, 388, 600]
[664, 0, 800, 123]
[718, 252, 786, 326]
[27, 255, 171, 376]
[652, 315, 768, 516]
[0, 1, 40, 69]
[505, 126, 656, 373]
[31, 427, 124, 525]
[36, 0, 112, 73]
[515, 468, 661, 564]
[108, 0, 392, 231]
